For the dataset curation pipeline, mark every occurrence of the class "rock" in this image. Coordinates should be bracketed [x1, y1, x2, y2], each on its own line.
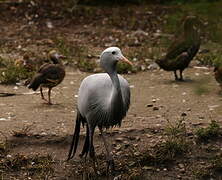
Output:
[143, 166, 153, 170]
[123, 140, 130, 148]
[115, 144, 122, 151]
[134, 151, 140, 156]
[135, 137, 140, 141]
[147, 63, 159, 70]
[153, 107, 159, 111]
[181, 112, 187, 117]
[178, 163, 184, 169]
[115, 137, 124, 142]
[132, 30, 148, 36]
[0, 118, 7, 121]
[152, 99, 156, 103]
[146, 104, 153, 107]
[114, 175, 122, 180]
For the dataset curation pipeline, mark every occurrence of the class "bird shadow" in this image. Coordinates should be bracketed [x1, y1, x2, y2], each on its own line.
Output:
[162, 78, 196, 85]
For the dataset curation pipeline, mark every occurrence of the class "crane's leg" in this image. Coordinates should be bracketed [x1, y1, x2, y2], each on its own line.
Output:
[174, 70, 179, 81]
[88, 127, 97, 171]
[48, 88, 52, 105]
[179, 69, 184, 81]
[79, 124, 89, 161]
[99, 127, 114, 173]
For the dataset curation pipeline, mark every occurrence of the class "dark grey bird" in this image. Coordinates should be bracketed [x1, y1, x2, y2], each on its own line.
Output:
[67, 47, 132, 172]
[156, 16, 202, 81]
[28, 50, 66, 105]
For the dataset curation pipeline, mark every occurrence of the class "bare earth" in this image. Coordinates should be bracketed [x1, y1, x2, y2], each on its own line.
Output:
[1, 66, 222, 179]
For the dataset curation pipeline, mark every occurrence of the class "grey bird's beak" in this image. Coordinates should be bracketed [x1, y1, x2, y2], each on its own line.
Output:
[120, 56, 133, 66]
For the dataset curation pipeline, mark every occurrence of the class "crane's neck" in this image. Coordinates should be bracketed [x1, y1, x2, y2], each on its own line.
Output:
[109, 70, 124, 123]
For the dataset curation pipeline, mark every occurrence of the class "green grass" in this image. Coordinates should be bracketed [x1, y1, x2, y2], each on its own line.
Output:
[196, 120, 220, 141]
[0, 58, 34, 84]
[153, 119, 189, 163]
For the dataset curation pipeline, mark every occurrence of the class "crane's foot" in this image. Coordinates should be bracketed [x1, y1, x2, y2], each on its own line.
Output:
[106, 159, 115, 174]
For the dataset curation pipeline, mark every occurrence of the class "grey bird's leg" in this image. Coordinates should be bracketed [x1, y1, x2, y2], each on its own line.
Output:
[99, 127, 114, 173]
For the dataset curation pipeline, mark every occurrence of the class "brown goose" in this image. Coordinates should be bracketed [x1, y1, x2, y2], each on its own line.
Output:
[156, 16, 202, 81]
[28, 50, 66, 104]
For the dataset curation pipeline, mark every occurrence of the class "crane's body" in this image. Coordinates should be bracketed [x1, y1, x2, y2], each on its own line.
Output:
[78, 73, 130, 128]
[67, 47, 132, 173]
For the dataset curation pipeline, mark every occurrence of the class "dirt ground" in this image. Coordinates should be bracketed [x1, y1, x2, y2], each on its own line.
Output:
[1, 66, 222, 179]
[1, 1, 222, 179]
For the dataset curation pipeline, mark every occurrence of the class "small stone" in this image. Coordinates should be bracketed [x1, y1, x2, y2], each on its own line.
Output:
[143, 166, 153, 170]
[146, 134, 152, 138]
[115, 137, 124, 142]
[179, 168, 185, 173]
[178, 163, 184, 169]
[135, 137, 140, 141]
[129, 162, 136, 167]
[40, 132, 47, 136]
[181, 112, 187, 117]
[134, 151, 140, 156]
[153, 107, 159, 111]
[147, 63, 159, 70]
[152, 99, 156, 103]
[146, 104, 153, 107]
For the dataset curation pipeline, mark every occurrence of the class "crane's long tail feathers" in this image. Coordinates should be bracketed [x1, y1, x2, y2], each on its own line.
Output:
[67, 111, 82, 161]
[28, 74, 43, 91]
[79, 125, 89, 159]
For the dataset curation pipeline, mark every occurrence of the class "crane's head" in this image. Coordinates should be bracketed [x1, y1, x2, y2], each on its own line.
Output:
[100, 47, 132, 73]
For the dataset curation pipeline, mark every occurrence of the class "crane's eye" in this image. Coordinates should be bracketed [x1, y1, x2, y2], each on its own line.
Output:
[112, 51, 116, 55]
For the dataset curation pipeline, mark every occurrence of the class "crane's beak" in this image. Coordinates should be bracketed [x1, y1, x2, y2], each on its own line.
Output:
[120, 56, 133, 66]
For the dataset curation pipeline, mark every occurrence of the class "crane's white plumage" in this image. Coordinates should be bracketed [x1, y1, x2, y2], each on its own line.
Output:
[68, 47, 132, 172]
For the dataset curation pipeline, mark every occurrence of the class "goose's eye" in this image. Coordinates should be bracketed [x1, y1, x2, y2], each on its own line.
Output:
[112, 51, 116, 55]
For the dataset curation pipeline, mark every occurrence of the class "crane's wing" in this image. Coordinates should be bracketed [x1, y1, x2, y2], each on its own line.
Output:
[77, 73, 130, 128]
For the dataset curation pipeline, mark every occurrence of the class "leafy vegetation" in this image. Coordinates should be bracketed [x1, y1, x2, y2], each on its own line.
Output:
[196, 120, 221, 141]
[0, 154, 54, 177]
[0, 58, 34, 84]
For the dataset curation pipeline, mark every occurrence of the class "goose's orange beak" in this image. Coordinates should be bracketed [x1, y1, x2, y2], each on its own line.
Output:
[120, 56, 133, 66]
